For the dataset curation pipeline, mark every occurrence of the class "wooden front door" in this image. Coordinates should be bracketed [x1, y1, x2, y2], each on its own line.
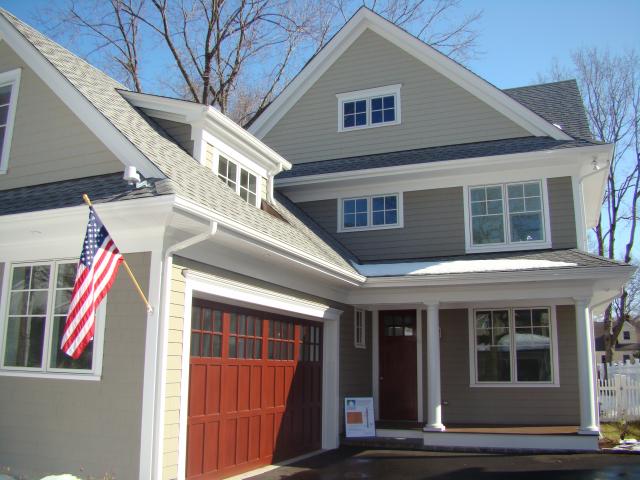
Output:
[186, 300, 322, 480]
[379, 310, 417, 420]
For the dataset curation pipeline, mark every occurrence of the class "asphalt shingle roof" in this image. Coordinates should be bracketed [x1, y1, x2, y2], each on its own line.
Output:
[504, 80, 593, 140]
[278, 136, 599, 179]
[0, 9, 357, 276]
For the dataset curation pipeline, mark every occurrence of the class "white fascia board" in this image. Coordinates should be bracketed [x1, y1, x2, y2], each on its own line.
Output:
[360, 265, 635, 288]
[120, 90, 291, 174]
[0, 21, 163, 179]
[249, 8, 571, 141]
[173, 195, 365, 285]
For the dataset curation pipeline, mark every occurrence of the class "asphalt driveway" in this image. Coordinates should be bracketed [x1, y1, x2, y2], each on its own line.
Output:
[248, 447, 640, 479]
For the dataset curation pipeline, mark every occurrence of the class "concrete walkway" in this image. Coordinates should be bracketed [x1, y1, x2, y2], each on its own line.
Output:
[248, 447, 640, 479]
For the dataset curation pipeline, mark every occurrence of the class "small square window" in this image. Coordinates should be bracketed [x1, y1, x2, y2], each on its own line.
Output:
[338, 85, 401, 132]
[216, 155, 258, 206]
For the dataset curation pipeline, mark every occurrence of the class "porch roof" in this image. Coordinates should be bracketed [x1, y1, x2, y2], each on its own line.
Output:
[355, 249, 629, 278]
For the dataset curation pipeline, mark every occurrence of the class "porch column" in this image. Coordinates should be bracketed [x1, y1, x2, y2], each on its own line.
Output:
[574, 298, 599, 435]
[424, 303, 445, 431]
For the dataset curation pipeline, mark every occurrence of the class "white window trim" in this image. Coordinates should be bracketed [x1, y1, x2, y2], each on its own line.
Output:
[337, 192, 404, 233]
[214, 153, 262, 207]
[354, 308, 366, 349]
[467, 305, 560, 388]
[463, 179, 552, 253]
[336, 84, 402, 132]
[0, 259, 105, 380]
[0, 68, 21, 175]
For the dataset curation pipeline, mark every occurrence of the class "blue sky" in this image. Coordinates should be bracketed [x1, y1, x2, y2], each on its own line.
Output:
[1, 0, 638, 89]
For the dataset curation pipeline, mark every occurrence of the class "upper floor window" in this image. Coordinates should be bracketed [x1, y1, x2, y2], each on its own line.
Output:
[337, 84, 401, 132]
[0, 69, 21, 174]
[0, 260, 104, 378]
[339, 193, 402, 232]
[218, 156, 258, 206]
[466, 180, 549, 251]
[623, 331, 631, 340]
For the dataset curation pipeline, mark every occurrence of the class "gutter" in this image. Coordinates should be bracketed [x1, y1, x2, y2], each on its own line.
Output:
[152, 221, 218, 479]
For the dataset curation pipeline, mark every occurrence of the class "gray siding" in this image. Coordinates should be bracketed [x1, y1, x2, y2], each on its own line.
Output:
[0, 252, 150, 479]
[298, 187, 466, 261]
[437, 306, 579, 425]
[148, 114, 194, 155]
[0, 42, 123, 190]
[263, 29, 530, 164]
[548, 176, 577, 249]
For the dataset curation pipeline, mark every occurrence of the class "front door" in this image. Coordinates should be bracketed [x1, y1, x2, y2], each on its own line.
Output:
[379, 310, 417, 421]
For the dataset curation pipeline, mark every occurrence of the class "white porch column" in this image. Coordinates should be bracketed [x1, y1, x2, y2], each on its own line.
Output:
[416, 307, 424, 422]
[424, 303, 445, 431]
[574, 298, 599, 435]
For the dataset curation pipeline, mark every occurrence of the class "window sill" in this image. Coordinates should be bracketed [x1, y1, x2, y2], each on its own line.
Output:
[0, 370, 101, 381]
[338, 120, 401, 133]
[466, 241, 552, 254]
[338, 223, 403, 234]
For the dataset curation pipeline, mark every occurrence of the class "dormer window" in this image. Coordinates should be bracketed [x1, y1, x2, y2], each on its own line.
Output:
[218, 156, 258, 206]
[0, 69, 21, 174]
[337, 84, 401, 132]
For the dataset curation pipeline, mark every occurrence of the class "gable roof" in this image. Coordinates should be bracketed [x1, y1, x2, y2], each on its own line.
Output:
[504, 80, 592, 140]
[0, 9, 361, 281]
[248, 7, 572, 142]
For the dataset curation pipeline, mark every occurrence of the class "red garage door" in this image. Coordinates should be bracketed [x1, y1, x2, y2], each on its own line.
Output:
[186, 300, 322, 480]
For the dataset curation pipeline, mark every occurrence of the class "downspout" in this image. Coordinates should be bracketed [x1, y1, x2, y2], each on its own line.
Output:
[152, 221, 218, 479]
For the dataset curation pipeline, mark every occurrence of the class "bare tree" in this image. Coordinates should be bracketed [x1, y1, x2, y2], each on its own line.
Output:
[36, 0, 482, 125]
[542, 49, 640, 364]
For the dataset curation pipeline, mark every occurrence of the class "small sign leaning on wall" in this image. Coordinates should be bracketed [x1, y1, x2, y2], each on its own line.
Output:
[344, 397, 376, 437]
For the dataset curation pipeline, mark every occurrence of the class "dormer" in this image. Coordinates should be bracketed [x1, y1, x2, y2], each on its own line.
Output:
[119, 91, 291, 207]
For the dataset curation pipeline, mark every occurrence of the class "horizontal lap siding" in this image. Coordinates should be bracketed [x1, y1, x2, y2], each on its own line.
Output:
[0, 43, 122, 190]
[263, 29, 529, 164]
[298, 187, 466, 260]
[438, 306, 580, 425]
[548, 177, 577, 249]
[0, 252, 150, 479]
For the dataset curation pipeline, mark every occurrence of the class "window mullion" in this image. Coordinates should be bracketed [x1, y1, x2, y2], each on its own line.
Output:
[41, 261, 56, 372]
[510, 309, 516, 384]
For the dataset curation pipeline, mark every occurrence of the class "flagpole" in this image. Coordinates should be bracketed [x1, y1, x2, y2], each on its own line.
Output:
[82, 194, 154, 314]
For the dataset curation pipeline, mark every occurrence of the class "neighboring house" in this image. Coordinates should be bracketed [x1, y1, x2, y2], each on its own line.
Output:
[595, 319, 640, 364]
[0, 7, 634, 480]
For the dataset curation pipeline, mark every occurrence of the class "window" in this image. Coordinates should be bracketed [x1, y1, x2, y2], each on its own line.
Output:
[217, 156, 258, 206]
[300, 324, 321, 362]
[471, 307, 557, 386]
[268, 319, 295, 360]
[623, 331, 631, 340]
[354, 309, 366, 349]
[190, 305, 222, 358]
[340, 193, 401, 232]
[229, 312, 263, 359]
[337, 84, 401, 131]
[0, 69, 21, 174]
[467, 180, 549, 250]
[1, 261, 104, 377]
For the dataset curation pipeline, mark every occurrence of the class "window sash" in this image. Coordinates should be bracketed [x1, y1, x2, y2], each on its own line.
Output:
[341, 194, 399, 231]
[217, 156, 258, 206]
[1, 261, 101, 376]
[341, 93, 397, 130]
[473, 307, 554, 385]
[468, 181, 546, 247]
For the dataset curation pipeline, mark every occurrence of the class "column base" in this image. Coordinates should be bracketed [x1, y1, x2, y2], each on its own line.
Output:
[423, 423, 446, 432]
[577, 426, 600, 436]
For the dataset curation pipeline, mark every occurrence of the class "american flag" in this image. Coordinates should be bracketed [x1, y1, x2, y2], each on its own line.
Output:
[61, 206, 123, 359]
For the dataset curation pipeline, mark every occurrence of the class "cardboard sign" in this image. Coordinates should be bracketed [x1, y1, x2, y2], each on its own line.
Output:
[344, 397, 375, 437]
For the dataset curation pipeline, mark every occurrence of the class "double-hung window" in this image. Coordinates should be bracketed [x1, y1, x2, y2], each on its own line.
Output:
[217, 156, 258, 206]
[340, 193, 401, 232]
[467, 180, 548, 250]
[337, 84, 401, 131]
[471, 307, 557, 386]
[1, 261, 104, 377]
[0, 68, 21, 174]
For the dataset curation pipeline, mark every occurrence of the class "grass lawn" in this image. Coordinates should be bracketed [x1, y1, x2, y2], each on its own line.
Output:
[600, 421, 640, 447]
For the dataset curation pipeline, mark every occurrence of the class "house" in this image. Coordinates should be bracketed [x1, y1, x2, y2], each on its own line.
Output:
[595, 319, 640, 364]
[0, 6, 634, 480]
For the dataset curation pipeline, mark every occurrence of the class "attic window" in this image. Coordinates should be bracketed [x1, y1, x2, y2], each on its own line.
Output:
[0, 69, 21, 174]
[217, 156, 258, 206]
[337, 84, 401, 132]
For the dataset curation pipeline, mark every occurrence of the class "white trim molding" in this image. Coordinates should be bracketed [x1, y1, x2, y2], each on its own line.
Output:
[0, 67, 21, 174]
[337, 84, 401, 132]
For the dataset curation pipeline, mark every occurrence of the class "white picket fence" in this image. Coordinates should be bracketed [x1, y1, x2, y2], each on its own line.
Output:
[598, 374, 640, 421]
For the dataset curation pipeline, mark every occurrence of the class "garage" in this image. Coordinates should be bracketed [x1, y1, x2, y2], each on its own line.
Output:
[186, 300, 323, 479]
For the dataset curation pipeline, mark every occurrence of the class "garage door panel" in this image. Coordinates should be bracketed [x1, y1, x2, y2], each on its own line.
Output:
[188, 301, 322, 480]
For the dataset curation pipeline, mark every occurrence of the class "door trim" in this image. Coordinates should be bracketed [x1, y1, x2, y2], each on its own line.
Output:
[178, 270, 342, 480]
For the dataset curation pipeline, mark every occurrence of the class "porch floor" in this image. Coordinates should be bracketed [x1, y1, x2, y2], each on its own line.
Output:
[374, 421, 580, 435]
